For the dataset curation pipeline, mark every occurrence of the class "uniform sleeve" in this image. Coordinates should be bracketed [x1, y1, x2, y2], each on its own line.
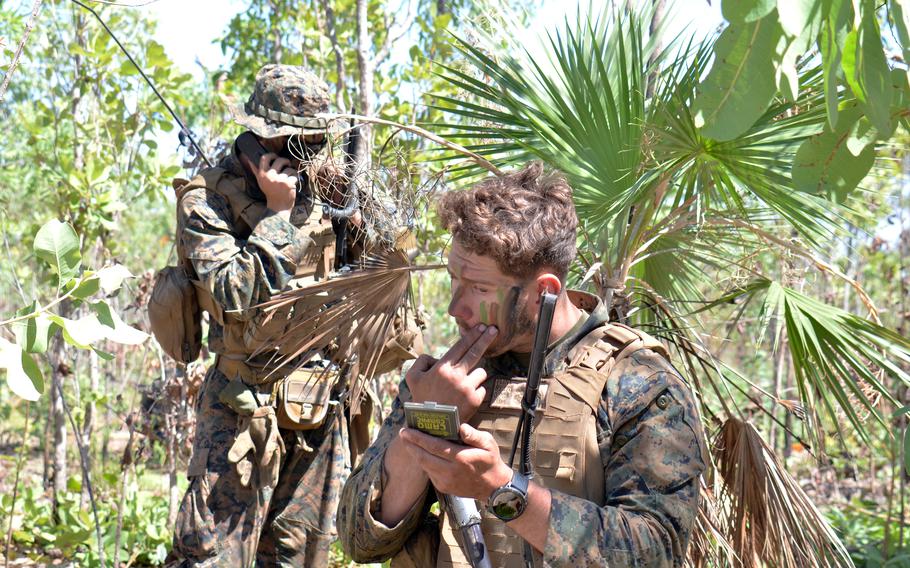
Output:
[178, 187, 312, 320]
[337, 381, 435, 563]
[544, 349, 707, 567]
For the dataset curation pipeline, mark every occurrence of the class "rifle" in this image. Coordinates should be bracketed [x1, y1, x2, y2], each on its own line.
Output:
[444, 494, 492, 568]
[508, 290, 558, 568]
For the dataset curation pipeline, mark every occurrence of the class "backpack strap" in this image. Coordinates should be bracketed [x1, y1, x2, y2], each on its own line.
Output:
[557, 323, 669, 413]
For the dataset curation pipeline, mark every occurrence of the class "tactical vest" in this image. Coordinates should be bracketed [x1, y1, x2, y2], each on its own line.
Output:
[176, 168, 337, 366]
[436, 323, 669, 568]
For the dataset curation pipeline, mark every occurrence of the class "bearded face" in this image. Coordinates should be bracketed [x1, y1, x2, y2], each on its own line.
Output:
[446, 241, 538, 357]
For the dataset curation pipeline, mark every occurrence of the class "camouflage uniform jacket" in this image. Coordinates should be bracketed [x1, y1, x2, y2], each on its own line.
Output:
[178, 148, 316, 357]
[337, 291, 708, 567]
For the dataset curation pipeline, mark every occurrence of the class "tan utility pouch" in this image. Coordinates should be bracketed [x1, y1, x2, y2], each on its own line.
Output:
[275, 368, 339, 431]
[148, 265, 202, 364]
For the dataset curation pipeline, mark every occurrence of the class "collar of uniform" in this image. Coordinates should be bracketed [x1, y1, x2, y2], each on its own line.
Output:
[484, 289, 609, 377]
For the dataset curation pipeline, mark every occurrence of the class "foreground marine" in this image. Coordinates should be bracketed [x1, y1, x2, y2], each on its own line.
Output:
[338, 162, 708, 567]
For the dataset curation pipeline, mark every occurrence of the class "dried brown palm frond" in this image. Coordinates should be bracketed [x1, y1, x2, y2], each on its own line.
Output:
[252, 248, 443, 409]
[687, 480, 738, 568]
[713, 417, 853, 568]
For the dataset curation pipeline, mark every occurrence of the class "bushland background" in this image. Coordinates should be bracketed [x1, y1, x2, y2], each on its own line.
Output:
[0, 0, 908, 566]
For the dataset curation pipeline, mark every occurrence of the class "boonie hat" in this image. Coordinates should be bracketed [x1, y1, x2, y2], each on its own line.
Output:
[229, 64, 331, 138]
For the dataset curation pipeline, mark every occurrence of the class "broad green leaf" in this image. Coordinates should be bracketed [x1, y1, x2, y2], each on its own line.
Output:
[777, 0, 826, 37]
[776, 0, 826, 100]
[842, 9, 893, 132]
[792, 101, 874, 201]
[891, 68, 910, 114]
[694, 15, 785, 141]
[12, 304, 55, 354]
[146, 40, 168, 68]
[33, 220, 81, 287]
[95, 263, 133, 296]
[51, 309, 148, 347]
[118, 59, 139, 76]
[777, 30, 813, 101]
[50, 314, 108, 348]
[93, 347, 114, 361]
[70, 274, 100, 300]
[846, 116, 880, 155]
[0, 337, 43, 401]
[891, 0, 910, 63]
[104, 310, 149, 345]
[90, 301, 115, 328]
[820, 0, 851, 128]
[723, 0, 777, 23]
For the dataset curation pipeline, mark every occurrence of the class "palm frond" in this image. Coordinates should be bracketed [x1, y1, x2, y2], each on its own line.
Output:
[697, 278, 910, 445]
[251, 250, 443, 408]
[713, 417, 854, 568]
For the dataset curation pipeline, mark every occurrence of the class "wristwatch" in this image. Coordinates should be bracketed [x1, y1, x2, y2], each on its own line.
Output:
[487, 470, 530, 522]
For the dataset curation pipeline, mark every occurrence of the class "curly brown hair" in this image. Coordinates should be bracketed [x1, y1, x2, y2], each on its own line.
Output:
[437, 161, 578, 280]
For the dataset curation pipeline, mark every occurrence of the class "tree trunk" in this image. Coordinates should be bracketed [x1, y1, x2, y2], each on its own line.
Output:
[267, 0, 283, 62]
[82, 347, 98, 467]
[322, 0, 348, 111]
[50, 321, 69, 514]
[355, 0, 374, 171]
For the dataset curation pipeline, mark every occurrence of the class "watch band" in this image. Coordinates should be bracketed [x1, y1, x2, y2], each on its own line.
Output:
[510, 470, 529, 495]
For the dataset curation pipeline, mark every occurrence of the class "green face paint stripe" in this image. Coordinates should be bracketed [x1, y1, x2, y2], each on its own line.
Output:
[479, 301, 488, 324]
[496, 288, 505, 304]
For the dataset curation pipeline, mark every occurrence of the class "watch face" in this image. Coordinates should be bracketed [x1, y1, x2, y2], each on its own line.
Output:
[490, 488, 526, 521]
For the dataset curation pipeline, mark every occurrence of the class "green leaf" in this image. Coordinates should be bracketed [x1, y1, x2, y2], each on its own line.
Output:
[820, 0, 851, 129]
[777, 0, 826, 38]
[49, 314, 107, 348]
[0, 338, 43, 401]
[146, 40, 168, 68]
[891, 0, 910, 63]
[792, 101, 875, 201]
[723, 0, 777, 23]
[33, 220, 81, 287]
[846, 116, 880, 155]
[95, 263, 133, 296]
[694, 15, 785, 141]
[93, 347, 114, 361]
[104, 310, 149, 345]
[12, 304, 55, 354]
[70, 274, 100, 300]
[90, 301, 115, 328]
[842, 9, 893, 133]
[118, 59, 139, 76]
[777, 30, 813, 101]
[776, 0, 826, 100]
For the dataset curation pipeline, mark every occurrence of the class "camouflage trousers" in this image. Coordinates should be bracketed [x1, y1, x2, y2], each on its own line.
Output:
[168, 368, 350, 567]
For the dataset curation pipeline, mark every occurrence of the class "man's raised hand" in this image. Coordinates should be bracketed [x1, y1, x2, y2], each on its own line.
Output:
[405, 324, 498, 422]
[248, 152, 298, 214]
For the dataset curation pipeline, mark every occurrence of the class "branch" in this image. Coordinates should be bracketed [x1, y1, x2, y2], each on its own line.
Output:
[317, 111, 505, 176]
[0, 279, 83, 328]
[56, 377, 105, 567]
[373, 0, 416, 66]
[0, 0, 47, 104]
[67, 0, 212, 167]
[321, 0, 347, 111]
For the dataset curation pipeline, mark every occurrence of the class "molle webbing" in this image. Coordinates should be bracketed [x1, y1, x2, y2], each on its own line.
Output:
[436, 323, 669, 568]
